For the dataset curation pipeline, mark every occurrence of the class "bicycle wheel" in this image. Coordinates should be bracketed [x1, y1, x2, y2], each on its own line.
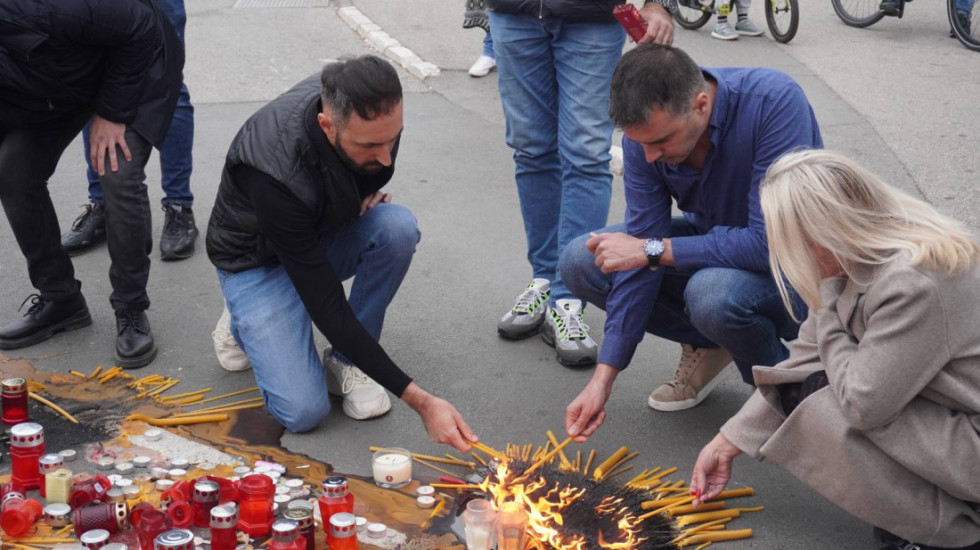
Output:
[948, 0, 980, 51]
[765, 0, 799, 42]
[832, 0, 886, 27]
[674, 4, 713, 29]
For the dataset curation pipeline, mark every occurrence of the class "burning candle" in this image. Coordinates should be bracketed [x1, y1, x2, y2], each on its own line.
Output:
[371, 449, 412, 489]
[462, 499, 496, 550]
[496, 502, 528, 550]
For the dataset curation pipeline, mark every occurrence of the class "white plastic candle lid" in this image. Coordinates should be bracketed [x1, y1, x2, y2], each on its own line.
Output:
[283, 479, 304, 489]
[144, 429, 163, 441]
[155, 479, 175, 491]
[416, 495, 435, 508]
[366, 523, 386, 537]
[58, 449, 77, 462]
[274, 494, 291, 504]
[97, 458, 115, 470]
[275, 486, 290, 495]
[107, 474, 123, 484]
[115, 463, 134, 473]
[132, 456, 151, 468]
[266, 471, 281, 480]
[169, 469, 187, 480]
[416, 485, 435, 497]
[171, 458, 190, 469]
[115, 478, 133, 488]
[150, 467, 170, 479]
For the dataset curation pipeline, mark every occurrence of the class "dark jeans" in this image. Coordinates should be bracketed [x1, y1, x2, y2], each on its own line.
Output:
[560, 217, 807, 384]
[82, 0, 194, 208]
[0, 113, 154, 311]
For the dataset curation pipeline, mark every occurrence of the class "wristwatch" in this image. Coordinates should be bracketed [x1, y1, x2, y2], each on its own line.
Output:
[643, 238, 666, 270]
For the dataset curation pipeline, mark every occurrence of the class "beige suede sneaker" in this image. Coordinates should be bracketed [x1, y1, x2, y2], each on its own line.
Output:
[648, 344, 734, 412]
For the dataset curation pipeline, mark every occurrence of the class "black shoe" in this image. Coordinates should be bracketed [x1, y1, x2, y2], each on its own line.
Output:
[61, 201, 107, 256]
[879, 0, 901, 14]
[875, 528, 980, 550]
[114, 309, 157, 369]
[159, 204, 199, 261]
[0, 291, 92, 349]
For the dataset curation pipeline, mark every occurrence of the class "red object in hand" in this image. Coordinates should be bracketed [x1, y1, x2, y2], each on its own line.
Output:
[70, 475, 113, 508]
[1, 378, 30, 427]
[237, 475, 275, 538]
[0, 493, 42, 537]
[167, 501, 194, 529]
[136, 510, 173, 550]
[613, 3, 649, 42]
[317, 477, 354, 535]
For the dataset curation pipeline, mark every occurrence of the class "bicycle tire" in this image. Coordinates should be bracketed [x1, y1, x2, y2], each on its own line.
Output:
[765, 0, 799, 42]
[948, 0, 980, 51]
[832, 0, 886, 27]
[674, 4, 713, 30]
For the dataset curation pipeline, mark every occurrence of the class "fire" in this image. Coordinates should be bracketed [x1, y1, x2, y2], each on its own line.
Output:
[482, 460, 648, 550]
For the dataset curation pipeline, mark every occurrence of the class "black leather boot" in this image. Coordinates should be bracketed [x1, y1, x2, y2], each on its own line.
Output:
[0, 292, 92, 349]
[114, 309, 157, 369]
[61, 201, 107, 256]
[159, 204, 199, 261]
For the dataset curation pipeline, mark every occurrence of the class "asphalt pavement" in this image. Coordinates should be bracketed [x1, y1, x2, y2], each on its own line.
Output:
[1, 0, 978, 548]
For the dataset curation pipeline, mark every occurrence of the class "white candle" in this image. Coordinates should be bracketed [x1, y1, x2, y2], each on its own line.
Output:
[372, 451, 412, 487]
[464, 525, 492, 550]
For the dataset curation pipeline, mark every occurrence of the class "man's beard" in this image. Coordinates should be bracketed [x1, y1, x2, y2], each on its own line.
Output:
[334, 133, 385, 175]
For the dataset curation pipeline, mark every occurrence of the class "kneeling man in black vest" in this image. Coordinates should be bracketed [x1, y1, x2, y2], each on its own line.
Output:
[206, 56, 475, 450]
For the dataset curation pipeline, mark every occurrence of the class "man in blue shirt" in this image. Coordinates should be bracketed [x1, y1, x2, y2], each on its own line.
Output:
[560, 45, 822, 439]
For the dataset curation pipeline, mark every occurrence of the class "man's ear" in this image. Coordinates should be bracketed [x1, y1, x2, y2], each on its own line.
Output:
[692, 91, 710, 117]
[317, 109, 337, 144]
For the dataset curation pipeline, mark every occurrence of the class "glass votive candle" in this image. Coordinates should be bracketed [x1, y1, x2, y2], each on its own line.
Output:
[496, 502, 528, 550]
[463, 499, 496, 550]
[371, 448, 412, 489]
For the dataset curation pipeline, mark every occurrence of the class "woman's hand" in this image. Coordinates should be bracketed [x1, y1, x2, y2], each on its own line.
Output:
[690, 432, 743, 506]
[402, 383, 478, 453]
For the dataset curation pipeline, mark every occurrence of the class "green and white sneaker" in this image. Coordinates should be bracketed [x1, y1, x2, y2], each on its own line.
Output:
[541, 299, 597, 367]
[498, 279, 550, 339]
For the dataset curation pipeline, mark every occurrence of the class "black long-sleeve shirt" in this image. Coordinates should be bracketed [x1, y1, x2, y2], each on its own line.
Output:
[235, 164, 413, 397]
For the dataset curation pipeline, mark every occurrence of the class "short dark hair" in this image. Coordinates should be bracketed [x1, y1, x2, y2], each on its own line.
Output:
[320, 55, 402, 122]
[609, 45, 706, 127]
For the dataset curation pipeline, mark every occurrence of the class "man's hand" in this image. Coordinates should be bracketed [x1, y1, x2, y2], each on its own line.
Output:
[638, 2, 675, 45]
[587, 232, 648, 274]
[689, 432, 742, 506]
[360, 191, 392, 216]
[89, 115, 132, 176]
[565, 363, 619, 442]
[402, 383, 478, 453]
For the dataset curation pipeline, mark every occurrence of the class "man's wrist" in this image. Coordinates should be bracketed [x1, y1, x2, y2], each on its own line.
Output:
[400, 382, 429, 412]
[643, 0, 677, 15]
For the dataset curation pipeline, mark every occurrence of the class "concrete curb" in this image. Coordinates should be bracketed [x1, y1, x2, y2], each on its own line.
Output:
[336, 6, 440, 80]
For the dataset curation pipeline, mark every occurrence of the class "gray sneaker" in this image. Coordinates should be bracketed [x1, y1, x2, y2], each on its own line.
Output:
[540, 299, 598, 367]
[648, 344, 733, 411]
[712, 20, 740, 40]
[498, 279, 550, 339]
[734, 18, 765, 36]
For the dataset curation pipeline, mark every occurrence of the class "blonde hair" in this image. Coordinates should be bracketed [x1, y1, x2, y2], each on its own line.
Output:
[761, 149, 980, 317]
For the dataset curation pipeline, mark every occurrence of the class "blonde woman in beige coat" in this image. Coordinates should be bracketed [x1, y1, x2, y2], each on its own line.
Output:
[689, 150, 980, 550]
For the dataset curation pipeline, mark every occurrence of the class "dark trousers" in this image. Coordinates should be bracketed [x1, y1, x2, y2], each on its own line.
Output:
[0, 112, 154, 311]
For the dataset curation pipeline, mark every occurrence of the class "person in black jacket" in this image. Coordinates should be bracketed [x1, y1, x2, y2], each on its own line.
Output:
[0, 0, 183, 368]
[206, 56, 477, 451]
[490, 0, 677, 368]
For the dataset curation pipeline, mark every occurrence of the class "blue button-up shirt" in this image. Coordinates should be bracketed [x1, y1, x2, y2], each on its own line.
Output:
[599, 67, 823, 369]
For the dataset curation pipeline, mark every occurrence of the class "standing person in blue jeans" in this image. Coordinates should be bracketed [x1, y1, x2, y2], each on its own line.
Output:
[62, 0, 198, 261]
[463, 0, 496, 77]
[561, 46, 823, 441]
[490, 0, 676, 368]
[206, 57, 477, 450]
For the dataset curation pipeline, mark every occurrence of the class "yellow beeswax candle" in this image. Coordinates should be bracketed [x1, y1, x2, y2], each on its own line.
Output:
[45, 468, 73, 504]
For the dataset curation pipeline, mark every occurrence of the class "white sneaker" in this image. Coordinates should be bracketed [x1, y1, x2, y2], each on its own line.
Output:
[712, 20, 740, 40]
[498, 278, 550, 339]
[540, 299, 598, 367]
[468, 55, 496, 77]
[212, 306, 251, 372]
[323, 352, 391, 420]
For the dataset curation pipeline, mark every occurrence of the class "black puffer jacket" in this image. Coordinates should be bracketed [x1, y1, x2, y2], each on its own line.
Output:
[207, 74, 397, 273]
[487, 0, 622, 21]
[0, 0, 183, 145]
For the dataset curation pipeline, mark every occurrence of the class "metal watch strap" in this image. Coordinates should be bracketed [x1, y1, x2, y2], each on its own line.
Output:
[643, 0, 678, 15]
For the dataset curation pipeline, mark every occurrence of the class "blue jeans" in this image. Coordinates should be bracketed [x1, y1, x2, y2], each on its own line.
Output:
[490, 12, 625, 305]
[83, 0, 194, 208]
[482, 31, 495, 58]
[216, 204, 420, 433]
[560, 219, 807, 384]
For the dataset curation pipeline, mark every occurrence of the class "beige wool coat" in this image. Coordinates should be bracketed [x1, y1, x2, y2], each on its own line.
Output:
[721, 258, 980, 547]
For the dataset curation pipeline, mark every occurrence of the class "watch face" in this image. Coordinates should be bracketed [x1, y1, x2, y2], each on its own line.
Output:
[644, 239, 664, 256]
